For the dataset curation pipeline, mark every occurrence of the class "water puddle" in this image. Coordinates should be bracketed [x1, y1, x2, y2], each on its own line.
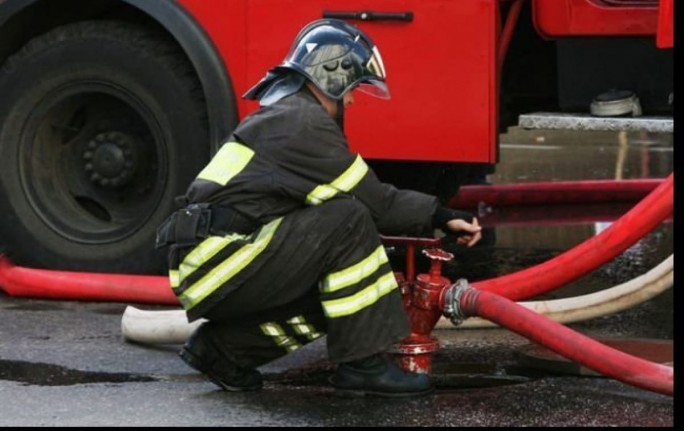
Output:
[0, 359, 156, 386]
[268, 358, 543, 390]
[430, 361, 533, 389]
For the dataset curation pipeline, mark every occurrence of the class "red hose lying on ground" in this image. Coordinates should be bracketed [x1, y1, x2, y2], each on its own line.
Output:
[454, 286, 673, 396]
[473, 174, 673, 300]
[0, 256, 178, 304]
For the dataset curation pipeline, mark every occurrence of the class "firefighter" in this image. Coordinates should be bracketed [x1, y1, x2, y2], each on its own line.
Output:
[155, 18, 482, 397]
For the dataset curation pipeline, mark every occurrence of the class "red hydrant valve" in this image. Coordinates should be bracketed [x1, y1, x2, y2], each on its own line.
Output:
[413, 248, 453, 310]
[390, 246, 453, 375]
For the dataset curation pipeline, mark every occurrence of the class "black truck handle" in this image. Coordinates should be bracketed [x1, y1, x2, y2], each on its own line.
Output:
[322, 10, 414, 22]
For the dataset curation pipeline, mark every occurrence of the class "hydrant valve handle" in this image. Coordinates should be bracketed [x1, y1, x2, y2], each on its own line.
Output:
[422, 248, 454, 261]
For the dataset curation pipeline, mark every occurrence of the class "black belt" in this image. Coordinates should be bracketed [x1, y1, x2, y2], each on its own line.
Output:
[155, 203, 261, 248]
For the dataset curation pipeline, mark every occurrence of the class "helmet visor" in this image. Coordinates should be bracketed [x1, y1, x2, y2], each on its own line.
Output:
[354, 44, 389, 99]
[356, 79, 390, 99]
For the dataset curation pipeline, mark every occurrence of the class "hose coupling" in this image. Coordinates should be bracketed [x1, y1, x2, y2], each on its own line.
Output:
[442, 278, 471, 326]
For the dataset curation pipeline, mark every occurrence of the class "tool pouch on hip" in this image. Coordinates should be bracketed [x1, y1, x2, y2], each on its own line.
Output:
[155, 204, 211, 249]
[155, 203, 260, 249]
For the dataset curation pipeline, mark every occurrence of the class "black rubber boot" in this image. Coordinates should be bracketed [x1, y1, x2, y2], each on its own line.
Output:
[330, 354, 433, 397]
[179, 325, 263, 392]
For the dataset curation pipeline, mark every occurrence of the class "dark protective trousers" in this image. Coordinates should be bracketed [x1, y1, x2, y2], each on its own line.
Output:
[174, 198, 410, 369]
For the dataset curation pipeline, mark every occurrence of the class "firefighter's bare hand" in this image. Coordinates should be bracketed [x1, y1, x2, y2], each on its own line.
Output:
[446, 217, 482, 247]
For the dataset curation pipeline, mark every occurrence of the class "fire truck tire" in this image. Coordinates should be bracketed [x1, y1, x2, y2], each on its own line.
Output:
[0, 20, 211, 274]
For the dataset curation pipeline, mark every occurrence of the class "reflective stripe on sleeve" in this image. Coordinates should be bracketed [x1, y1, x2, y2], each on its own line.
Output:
[178, 218, 282, 310]
[321, 271, 398, 318]
[196, 141, 254, 186]
[305, 154, 368, 205]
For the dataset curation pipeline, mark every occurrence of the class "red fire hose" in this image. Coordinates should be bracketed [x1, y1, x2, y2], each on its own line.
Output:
[441, 284, 674, 396]
[0, 257, 178, 304]
[448, 178, 661, 209]
[476, 202, 672, 227]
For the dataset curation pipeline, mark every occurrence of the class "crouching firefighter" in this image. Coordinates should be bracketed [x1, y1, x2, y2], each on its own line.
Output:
[155, 18, 482, 397]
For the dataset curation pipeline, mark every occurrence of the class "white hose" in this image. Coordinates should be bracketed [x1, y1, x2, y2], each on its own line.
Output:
[121, 254, 673, 344]
[121, 306, 204, 345]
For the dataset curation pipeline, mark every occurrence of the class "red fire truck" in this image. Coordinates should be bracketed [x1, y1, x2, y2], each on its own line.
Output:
[0, 0, 673, 275]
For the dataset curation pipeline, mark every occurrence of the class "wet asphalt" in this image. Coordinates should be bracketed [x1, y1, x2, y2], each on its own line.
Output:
[0, 290, 674, 427]
[0, 127, 675, 426]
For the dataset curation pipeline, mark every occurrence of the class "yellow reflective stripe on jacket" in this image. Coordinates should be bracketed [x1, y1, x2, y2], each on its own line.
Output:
[319, 245, 389, 293]
[177, 234, 250, 287]
[196, 141, 254, 186]
[287, 315, 323, 341]
[321, 271, 398, 318]
[179, 218, 283, 310]
[305, 154, 368, 205]
[261, 322, 301, 352]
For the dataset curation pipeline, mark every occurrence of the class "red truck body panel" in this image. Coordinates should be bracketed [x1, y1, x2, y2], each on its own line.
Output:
[179, 0, 498, 163]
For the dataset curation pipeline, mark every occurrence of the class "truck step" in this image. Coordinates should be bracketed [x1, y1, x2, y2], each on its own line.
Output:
[518, 112, 672, 133]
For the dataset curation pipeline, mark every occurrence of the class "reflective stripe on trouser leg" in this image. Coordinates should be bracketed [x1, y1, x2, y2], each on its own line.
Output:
[260, 315, 325, 353]
[167, 218, 286, 321]
[312, 199, 410, 363]
[177, 218, 282, 311]
[196, 300, 327, 369]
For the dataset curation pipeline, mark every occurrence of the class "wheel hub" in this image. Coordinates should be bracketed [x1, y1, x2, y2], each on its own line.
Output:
[83, 131, 136, 187]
